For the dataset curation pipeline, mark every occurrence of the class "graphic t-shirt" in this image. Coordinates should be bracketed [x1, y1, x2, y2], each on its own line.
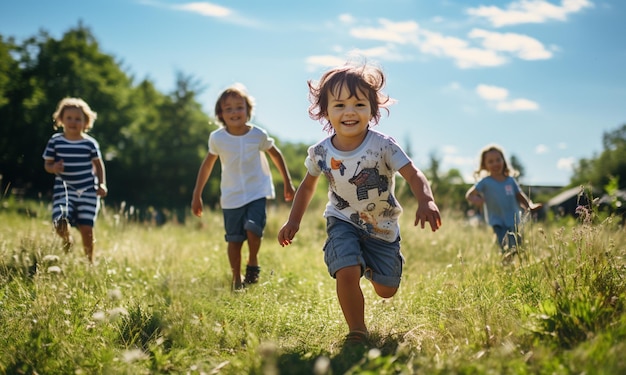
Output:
[305, 129, 411, 242]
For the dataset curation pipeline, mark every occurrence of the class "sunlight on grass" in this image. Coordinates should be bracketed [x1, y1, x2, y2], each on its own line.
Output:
[1, 201, 625, 374]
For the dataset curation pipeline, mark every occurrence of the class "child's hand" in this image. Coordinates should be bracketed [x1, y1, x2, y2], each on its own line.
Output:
[414, 200, 442, 232]
[284, 183, 296, 202]
[53, 160, 64, 174]
[97, 183, 108, 197]
[278, 221, 299, 247]
[468, 195, 484, 207]
[191, 197, 203, 217]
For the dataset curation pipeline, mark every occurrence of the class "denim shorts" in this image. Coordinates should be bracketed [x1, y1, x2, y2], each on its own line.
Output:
[222, 198, 266, 242]
[323, 216, 404, 288]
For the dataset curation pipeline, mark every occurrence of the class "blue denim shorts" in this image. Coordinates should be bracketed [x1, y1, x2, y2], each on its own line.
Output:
[222, 198, 266, 242]
[323, 216, 404, 288]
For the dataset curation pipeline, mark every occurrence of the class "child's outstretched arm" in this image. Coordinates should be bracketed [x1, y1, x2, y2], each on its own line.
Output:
[278, 172, 319, 246]
[191, 153, 218, 217]
[398, 162, 442, 232]
[267, 145, 296, 202]
[516, 191, 542, 212]
[465, 186, 485, 207]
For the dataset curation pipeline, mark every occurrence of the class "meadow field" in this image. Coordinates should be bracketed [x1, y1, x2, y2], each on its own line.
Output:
[1, 199, 625, 374]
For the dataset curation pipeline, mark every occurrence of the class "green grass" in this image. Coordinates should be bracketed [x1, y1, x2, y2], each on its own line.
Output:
[1, 200, 625, 374]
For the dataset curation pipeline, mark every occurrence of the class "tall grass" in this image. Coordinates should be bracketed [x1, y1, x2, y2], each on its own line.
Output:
[0, 200, 625, 374]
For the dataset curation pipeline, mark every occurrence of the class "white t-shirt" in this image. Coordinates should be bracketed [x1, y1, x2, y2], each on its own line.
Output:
[208, 125, 275, 209]
[305, 129, 411, 242]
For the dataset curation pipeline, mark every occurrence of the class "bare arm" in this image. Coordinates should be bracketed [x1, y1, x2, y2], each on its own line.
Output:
[465, 185, 484, 207]
[277, 172, 319, 246]
[191, 152, 218, 217]
[92, 158, 108, 197]
[398, 162, 442, 232]
[516, 191, 542, 211]
[267, 145, 295, 202]
[44, 159, 64, 174]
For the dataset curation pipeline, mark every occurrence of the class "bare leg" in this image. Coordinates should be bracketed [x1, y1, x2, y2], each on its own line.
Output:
[78, 225, 94, 263]
[370, 281, 398, 299]
[335, 265, 367, 333]
[55, 218, 73, 251]
[246, 230, 261, 266]
[228, 241, 244, 288]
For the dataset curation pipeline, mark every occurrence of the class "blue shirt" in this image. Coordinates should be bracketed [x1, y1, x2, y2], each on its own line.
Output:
[474, 176, 522, 228]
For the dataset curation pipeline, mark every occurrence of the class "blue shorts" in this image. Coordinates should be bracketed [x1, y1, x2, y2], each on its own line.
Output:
[222, 198, 267, 242]
[492, 225, 521, 252]
[323, 216, 404, 288]
[51, 183, 100, 227]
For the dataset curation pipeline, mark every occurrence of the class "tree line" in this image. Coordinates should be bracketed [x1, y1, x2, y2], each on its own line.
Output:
[0, 24, 311, 221]
[1, 24, 624, 220]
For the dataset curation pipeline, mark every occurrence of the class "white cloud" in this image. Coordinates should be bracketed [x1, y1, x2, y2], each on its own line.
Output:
[557, 157, 576, 170]
[476, 84, 509, 101]
[558, 142, 567, 149]
[305, 55, 350, 70]
[419, 30, 508, 68]
[339, 14, 355, 24]
[467, 0, 594, 27]
[173, 2, 231, 17]
[496, 98, 540, 111]
[535, 144, 549, 154]
[469, 29, 552, 60]
[350, 19, 419, 44]
[475, 84, 540, 112]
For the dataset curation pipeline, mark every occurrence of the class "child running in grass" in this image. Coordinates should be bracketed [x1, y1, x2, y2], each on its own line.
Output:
[192, 83, 295, 290]
[277, 62, 442, 345]
[42, 97, 108, 263]
[465, 144, 542, 264]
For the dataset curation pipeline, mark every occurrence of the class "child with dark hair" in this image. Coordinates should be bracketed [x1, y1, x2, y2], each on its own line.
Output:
[278, 62, 442, 345]
[192, 83, 295, 290]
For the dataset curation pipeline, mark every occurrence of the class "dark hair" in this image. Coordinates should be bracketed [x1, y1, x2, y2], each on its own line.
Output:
[308, 62, 391, 133]
[215, 83, 255, 126]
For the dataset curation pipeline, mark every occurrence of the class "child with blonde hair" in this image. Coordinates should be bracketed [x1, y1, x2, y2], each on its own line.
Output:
[43, 97, 108, 263]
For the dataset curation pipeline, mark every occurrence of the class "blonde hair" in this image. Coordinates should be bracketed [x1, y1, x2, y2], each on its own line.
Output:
[52, 97, 97, 131]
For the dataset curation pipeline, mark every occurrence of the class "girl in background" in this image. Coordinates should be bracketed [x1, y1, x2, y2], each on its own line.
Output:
[466, 144, 542, 264]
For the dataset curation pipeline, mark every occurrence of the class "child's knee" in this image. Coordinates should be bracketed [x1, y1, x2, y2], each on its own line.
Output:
[373, 283, 398, 298]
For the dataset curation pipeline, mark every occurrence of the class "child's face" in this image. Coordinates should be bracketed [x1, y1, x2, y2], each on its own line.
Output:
[483, 150, 505, 176]
[60, 107, 86, 138]
[325, 85, 371, 140]
[220, 95, 248, 129]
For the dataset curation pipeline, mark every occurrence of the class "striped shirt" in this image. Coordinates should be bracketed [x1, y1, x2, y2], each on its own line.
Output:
[42, 133, 103, 192]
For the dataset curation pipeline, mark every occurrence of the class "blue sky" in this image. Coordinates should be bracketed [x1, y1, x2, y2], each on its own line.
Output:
[2, 0, 625, 187]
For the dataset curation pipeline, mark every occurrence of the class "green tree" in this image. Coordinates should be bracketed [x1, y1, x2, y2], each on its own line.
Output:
[571, 124, 626, 190]
[0, 24, 134, 200]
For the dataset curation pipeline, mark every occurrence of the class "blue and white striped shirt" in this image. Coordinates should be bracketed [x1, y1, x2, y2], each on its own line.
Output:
[42, 133, 103, 192]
